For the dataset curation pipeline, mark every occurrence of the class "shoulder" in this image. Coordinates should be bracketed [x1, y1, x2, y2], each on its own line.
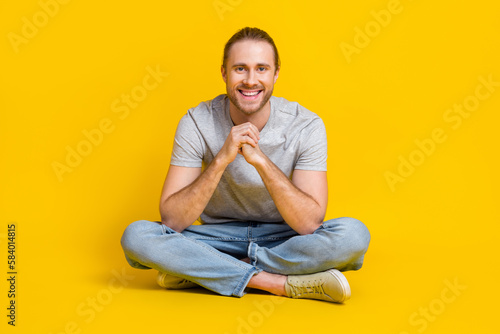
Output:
[176, 94, 226, 131]
[271, 96, 325, 129]
[185, 94, 226, 120]
[176, 94, 229, 144]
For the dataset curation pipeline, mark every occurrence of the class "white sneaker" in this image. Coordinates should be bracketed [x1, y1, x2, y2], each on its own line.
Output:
[156, 271, 198, 289]
[285, 269, 351, 303]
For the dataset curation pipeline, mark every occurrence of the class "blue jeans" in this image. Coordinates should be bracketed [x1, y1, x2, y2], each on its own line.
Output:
[120, 217, 370, 297]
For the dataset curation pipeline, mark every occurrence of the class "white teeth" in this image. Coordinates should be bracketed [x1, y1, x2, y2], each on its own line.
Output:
[240, 90, 260, 96]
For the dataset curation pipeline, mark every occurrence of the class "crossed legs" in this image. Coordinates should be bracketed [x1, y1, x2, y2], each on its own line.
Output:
[120, 217, 370, 298]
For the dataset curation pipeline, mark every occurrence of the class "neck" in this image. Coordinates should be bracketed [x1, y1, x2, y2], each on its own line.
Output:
[229, 101, 271, 132]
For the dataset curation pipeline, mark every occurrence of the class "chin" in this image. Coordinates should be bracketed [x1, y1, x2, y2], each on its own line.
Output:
[239, 107, 260, 115]
[228, 88, 273, 116]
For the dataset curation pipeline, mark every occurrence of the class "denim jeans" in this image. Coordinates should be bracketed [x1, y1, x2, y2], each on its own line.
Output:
[120, 217, 370, 297]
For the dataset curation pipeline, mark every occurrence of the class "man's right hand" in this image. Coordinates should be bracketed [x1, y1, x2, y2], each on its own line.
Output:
[217, 122, 261, 166]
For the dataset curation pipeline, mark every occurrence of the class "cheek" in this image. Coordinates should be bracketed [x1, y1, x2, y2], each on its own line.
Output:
[264, 77, 275, 86]
[228, 76, 242, 86]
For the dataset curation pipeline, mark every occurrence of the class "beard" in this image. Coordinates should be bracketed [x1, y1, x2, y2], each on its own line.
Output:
[226, 85, 274, 115]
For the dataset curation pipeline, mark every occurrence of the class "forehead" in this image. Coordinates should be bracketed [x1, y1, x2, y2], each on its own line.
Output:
[227, 40, 274, 66]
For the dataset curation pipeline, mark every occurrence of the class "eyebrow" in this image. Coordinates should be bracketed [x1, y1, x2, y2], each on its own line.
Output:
[232, 63, 271, 68]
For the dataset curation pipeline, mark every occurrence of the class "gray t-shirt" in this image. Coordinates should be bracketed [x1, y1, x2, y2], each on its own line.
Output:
[170, 94, 327, 224]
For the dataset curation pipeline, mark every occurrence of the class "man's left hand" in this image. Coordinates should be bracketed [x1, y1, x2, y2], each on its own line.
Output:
[240, 143, 266, 167]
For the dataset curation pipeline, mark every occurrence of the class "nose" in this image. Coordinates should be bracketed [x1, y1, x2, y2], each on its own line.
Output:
[243, 69, 258, 87]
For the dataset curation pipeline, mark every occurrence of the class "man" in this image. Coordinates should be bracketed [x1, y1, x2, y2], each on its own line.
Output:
[121, 27, 370, 303]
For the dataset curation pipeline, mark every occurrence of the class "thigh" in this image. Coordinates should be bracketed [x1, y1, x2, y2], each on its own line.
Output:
[250, 223, 299, 249]
[180, 222, 250, 259]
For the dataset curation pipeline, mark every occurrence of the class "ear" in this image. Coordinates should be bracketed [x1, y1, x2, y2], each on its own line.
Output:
[273, 66, 280, 83]
[221, 65, 227, 83]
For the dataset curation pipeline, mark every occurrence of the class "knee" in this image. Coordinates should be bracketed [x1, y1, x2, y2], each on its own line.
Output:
[120, 220, 158, 254]
[345, 217, 370, 255]
[325, 217, 371, 255]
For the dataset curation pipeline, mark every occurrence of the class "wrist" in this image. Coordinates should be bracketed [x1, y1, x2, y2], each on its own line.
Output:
[250, 153, 269, 170]
[213, 153, 231, 170]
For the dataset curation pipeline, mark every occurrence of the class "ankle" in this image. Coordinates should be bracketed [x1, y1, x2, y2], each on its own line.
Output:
[248, 271, 287, 296]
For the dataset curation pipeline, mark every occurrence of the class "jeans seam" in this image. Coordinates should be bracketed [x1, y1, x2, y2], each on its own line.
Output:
[193, 237, 247, 241]
[248, 242, 258, 267]
[251, 236, 291, 241]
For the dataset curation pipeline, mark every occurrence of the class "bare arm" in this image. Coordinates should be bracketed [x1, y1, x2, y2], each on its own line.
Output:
[160, 122, 260, 232]
[241, 144, 328, 235]
[159, 162, 222, 232]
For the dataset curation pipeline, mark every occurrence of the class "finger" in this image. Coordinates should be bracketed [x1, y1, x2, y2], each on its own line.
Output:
[240, 136, 257, 148]
[234, 122, 260, 137]
[231, 124, 261, 148]
[247, 125, 260, 142]
[245, 122, 260, 138]
[231, 127, 258, 145]
[239, 123, 260, 143]
[240, 143, 254, 153]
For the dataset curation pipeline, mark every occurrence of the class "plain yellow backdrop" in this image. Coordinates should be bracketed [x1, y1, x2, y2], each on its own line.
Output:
[1, 0, 499, 333]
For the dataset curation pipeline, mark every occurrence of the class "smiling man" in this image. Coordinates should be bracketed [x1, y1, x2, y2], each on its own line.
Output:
[121, 27, 371, 303]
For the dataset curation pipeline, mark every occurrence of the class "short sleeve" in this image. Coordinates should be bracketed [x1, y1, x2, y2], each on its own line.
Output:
[170, 113, 205, 167]
[294, 118, 327, 171]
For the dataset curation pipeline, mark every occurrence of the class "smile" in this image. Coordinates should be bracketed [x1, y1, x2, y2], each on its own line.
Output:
[238, 89, 263, 100]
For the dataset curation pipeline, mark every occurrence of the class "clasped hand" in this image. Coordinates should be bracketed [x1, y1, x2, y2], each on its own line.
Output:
[218, 122, 265, 166]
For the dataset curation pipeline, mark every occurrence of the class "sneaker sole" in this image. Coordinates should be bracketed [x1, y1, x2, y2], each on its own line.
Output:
[327, 269, 351, 302]
[156, 272, 168, 288]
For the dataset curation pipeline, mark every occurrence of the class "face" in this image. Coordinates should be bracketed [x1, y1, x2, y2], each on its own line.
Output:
[221, 40, 279, 116]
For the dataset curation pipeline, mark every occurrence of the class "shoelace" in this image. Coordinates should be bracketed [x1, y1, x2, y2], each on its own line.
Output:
[288, 279, 326, 297]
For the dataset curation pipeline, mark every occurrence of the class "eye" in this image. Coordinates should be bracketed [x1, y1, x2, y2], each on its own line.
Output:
[258, 67, 266, 72]
[235, 67, 245, 72]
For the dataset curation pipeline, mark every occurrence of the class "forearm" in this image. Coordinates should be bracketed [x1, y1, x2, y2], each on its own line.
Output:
[160, 157, 227, 232]
[253, 157, 325, 235]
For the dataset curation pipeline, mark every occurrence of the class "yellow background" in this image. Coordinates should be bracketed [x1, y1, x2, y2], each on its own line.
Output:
[1, 0, 499, 333]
